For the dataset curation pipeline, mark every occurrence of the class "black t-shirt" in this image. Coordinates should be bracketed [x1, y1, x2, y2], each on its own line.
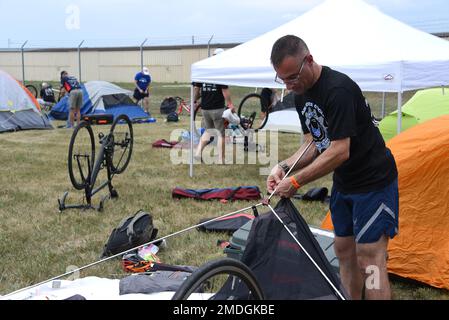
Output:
[295, 66, 397, 193]
[193, 82, 228, 110]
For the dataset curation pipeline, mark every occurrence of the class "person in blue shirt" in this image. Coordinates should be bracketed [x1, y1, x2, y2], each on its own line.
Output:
[133, 67, 151, 114]
[60, 71, 83, 128]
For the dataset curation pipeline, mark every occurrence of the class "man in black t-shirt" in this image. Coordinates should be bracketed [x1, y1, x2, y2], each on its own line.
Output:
[192, 81, 235, 163]
[266, 35, 398, 300]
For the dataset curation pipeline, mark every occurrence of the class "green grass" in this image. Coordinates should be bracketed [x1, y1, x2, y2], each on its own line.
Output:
[1, 82, 448, 300]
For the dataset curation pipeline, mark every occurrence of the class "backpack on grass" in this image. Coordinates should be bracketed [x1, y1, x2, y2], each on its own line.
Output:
[160, 97, 178, 114]
[101, 210, 158, 258]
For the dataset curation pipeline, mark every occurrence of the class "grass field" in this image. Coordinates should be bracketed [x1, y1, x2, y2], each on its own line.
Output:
[1, 82, 448, 300]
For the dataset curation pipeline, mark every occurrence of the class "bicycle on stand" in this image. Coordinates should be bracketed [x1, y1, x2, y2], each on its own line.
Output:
[58, 114, 134, 212]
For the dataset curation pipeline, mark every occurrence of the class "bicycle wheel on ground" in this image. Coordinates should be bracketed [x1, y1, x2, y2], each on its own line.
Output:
[68, 121, 95, 190]
[171, 258, 264, 300]
[109, 114, 133, 174]
[237, 93, 269, 131]
[25, 84, 38, 98]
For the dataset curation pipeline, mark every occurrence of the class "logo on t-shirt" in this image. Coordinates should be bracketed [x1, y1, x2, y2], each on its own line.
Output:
[301, 102, 330, 152]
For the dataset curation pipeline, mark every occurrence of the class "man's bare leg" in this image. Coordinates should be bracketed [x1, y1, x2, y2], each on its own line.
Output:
[334, 236, 364, 300]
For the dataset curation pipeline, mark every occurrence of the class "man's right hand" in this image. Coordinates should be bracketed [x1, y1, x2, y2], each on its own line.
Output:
[267, 165, 285, 194]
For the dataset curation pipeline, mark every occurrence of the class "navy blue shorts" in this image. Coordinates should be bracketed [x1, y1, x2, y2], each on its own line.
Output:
[330, 179, 399, 243]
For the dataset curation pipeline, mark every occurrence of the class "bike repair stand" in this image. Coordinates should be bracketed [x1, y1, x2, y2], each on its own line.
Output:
[59, 115, 119, 212]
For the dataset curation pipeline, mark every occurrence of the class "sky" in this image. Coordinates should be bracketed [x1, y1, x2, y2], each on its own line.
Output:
[1, 0, 449, 48]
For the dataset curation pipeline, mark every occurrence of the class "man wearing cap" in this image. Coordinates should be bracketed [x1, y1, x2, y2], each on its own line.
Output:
[134, 67, 152, 114]
[193, 48, 235, 164]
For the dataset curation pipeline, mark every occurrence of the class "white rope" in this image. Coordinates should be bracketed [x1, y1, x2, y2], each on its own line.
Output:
[4, 202, 265, 298]
[268, 139, 313, 201]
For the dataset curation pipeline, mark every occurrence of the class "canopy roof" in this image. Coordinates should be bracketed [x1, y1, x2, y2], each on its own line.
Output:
[192, 0, 449, 92]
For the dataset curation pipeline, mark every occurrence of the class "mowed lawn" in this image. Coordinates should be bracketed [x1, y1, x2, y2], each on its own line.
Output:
[0, 83, 447, 300]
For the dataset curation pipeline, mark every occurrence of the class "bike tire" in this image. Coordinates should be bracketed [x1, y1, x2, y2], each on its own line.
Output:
[109, 114, 133, 174]
[68, 121, 95, 190]
[237, 93, 269, 131]
[171, 258, 264, 300]
[25, 84, 38, 98]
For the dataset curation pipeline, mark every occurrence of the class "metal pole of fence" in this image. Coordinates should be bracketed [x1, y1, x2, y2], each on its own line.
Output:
[207, 35, 214, 57]
[140, 38, 148, 71]
[78, 40, 84, 82]
[192, 35, 194, 45]
[21, 40, 28, 84]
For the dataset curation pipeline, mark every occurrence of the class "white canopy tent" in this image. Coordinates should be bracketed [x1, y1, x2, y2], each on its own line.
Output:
[189, 0, 449, 176]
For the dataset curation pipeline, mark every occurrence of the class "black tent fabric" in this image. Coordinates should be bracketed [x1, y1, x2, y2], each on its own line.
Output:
[197, 213, 254, 233]
[214, 198, 348, 300]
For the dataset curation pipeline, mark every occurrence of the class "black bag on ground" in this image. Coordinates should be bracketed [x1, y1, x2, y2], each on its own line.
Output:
[160, 97, 178, 114]
[166, 111, 179, 122]
[101, 210, 158, 258]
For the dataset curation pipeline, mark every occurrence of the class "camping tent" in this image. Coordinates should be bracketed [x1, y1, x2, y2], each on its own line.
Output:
[188, 0, 449, 175]
[321, 115, 449, 289]
[49, 81, 150, 121]
[0, 70, 53, 133]
[379, 88, 449, 141]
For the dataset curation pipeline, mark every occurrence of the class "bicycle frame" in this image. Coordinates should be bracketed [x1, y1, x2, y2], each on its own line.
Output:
[58, 130, 119, 212]
[58, 114, 133, 212]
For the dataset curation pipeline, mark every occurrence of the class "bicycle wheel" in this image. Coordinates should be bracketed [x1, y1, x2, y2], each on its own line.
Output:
[109, 114, 133, 174]
[237, 93, 269, 131]
[171, 258, 264, 300]
[25, 84, 38, 98]
[68, 121, 95, 190]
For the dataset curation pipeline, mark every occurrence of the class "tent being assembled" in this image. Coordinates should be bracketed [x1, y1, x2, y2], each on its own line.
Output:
[49, 81, 150, 121]
[0, 70, 53, 133]
[215, 198, 348, 300]
[321, 115, 449, 290]
[379, 88, 449, 141]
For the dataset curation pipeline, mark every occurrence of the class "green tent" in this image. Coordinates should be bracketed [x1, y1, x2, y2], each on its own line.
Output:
[379, 88, 449, 141]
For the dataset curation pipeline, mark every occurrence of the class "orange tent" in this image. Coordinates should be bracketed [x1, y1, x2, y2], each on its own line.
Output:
[320, 115, 449, 289]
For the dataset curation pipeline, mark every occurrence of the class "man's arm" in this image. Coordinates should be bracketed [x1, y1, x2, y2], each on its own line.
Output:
[135, 80, 143, 92]
[281, 134, 319, 173]
[193, 86, 201, 103]
[267, 134, 317, 194]
[221, 88, 235, 111]
[293, 138, 350, 185]
[273, 138, 350, 198]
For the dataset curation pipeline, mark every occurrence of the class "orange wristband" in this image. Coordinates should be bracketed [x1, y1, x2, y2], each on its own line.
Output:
[290, 176, 301, 189]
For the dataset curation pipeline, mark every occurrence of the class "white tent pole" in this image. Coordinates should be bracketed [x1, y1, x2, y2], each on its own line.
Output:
[381, 92, 386, 119]
[397, 92, 402, 134]
[189, 84, 194, 177]
[281, 88, 285, 102]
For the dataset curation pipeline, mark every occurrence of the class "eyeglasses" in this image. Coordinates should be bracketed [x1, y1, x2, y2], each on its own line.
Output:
[274, 55, 308, 85]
